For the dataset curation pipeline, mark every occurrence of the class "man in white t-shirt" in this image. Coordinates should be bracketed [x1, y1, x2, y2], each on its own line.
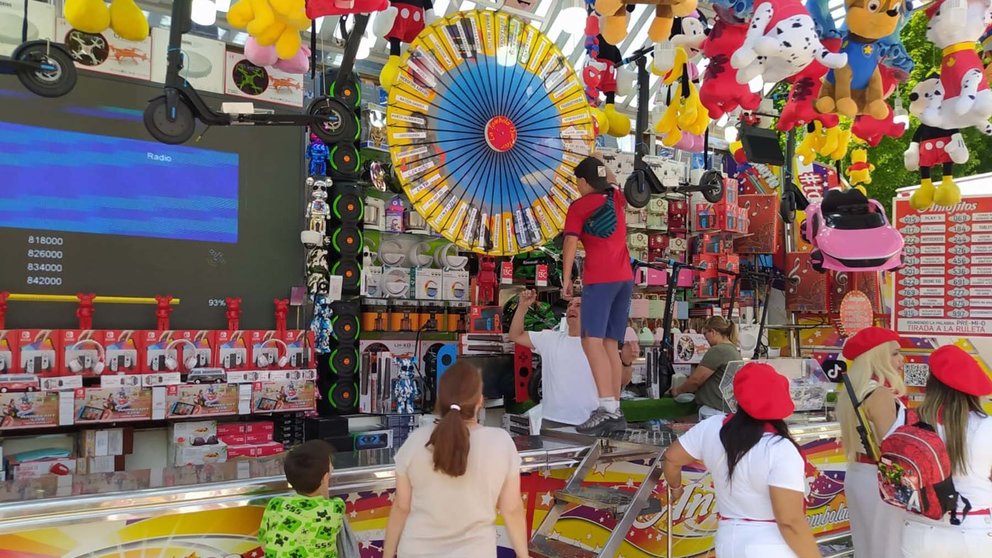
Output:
[508, 290, 637, 431]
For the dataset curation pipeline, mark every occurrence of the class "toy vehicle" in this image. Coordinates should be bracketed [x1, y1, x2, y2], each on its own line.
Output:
[0, 1, 76, 97]
[801, 189, 904, 273]
[0, 374, 39, 393]
[186, 368, 226, 384]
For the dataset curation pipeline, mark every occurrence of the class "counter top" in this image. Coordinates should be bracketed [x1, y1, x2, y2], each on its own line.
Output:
[0, 434, 589, 532]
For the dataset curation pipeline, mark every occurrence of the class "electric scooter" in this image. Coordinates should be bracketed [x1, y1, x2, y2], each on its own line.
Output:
[0, 0, 77, 97]
[620, 47, 725, 209]
[143, 0, 360, 145]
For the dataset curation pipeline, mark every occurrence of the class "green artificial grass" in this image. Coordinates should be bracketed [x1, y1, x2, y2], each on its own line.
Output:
[620, 397, 698, 422]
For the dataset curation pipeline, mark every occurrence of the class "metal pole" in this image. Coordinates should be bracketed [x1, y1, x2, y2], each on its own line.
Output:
[782, 130, 801, 358]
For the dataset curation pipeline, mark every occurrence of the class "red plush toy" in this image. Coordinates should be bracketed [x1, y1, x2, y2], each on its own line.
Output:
[306, 0, 388, 19]
[699, 13, 761, 119]
[777, 37, 841, 132]
[851, 66, 907, 146]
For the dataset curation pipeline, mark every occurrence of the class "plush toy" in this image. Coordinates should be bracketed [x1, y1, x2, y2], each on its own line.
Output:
[595, 0, 700, 44]
[393, 357, 420, 413]
[982, 23, 992, 83]
[850, 64, 907, 145]
[698, 8, 762, 119]
[905, 75, 969, 210]
[652, 15, 708, 149]
[306, 0, 388, 18]
[584, 33, 634, 137]
[374, 0, 437, 92]
[846, 148, 874, 193]
[309, 294, 333, 354]
[731, 0, 847, 87]
[917, 0, 992, 134]
[64, 0, 149, 42]
[245, 39, 310, 73]
[796, 120, 851, 164]
[228, 0, 310, 62]
[815, 0, 904, 119]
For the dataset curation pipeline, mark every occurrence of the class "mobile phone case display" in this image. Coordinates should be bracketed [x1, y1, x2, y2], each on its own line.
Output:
[385, 9, 595, 256]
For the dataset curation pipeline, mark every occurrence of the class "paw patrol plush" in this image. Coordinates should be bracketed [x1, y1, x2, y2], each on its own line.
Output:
[905, 75, 968, 210]
[699, 8, 762, 119]
[374, 0, 437, 91]
[815, 0, 904, 119]
[776, 2, 843, 133]
[596, 0, 700, 44]
[850, 64, 907, 145]
[64, 0, 148, 41]
[918, 0, 992, 133]
[732, 0, 848, 86]
[652, 14, 709, 149]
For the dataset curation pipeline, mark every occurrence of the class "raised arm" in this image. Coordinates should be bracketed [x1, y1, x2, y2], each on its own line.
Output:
[508, 290, 537, 349]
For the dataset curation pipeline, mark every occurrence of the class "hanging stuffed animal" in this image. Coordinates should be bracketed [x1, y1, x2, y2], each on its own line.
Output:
[815, 0, 904, 119]
[905, 75, 969, 210]
[846, 147, 874, 193]
[595, 0, 700, 45]
[583, 33, 635, 137]
[228, 0, 311, 62]
[652, 14, 709, 150]
[850, 65, 907, 145]
[698, 7, 762, 119]
[245, 41, 311, 73]
[917, 0, 992, 134]
[374, 0, 437, 92]
[796, 120, 851, 164]
[306, 0, 388, 18]
[731, 0, 848, 87]
[63, 0, 148, 42]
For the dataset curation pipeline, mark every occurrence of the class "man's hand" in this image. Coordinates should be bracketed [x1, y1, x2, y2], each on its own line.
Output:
[621, 339, 639, 365]
[518, 289, 537, 309]
[561, 281, 574, 300]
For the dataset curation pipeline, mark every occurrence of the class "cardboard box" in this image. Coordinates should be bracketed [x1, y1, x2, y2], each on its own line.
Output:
[215, 331, 250, 371]
[415, 268, 443, 301]
[166, 383, 240, 418]
[173, 442, 227, 465]
[228, 441, 285, 459]
[219, 433, 247, 445]
[217, 422, 245, 437]
[245, 420, 275, 435]
[141, 330, 205, 373]
[381, 267, 412, 298]
[169, 420, 217, 445]
[248, 331, 287, 370]
[77, 455, 125, 474]
[16, 330, 60, 376]
[361, 265, 384, 297]
[78, 428, 132, 457]
[734, 194, 782, 254]
[0, 331, 17, 375]
[74, 387, 152, 424]
[12, 458, 75, 480]
[246, 431, 273, 444]
[251, 381, 316, 414]
[0, 391, 60, 430]
[443, 269, 470, 302]
[101, 330, 142, 374]
[468, 306, 501, 333]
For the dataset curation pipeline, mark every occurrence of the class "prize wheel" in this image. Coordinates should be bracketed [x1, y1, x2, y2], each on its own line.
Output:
[386, 10, 596, 256]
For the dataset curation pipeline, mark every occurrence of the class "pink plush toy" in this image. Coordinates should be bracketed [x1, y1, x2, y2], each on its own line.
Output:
[246, 39, 311, 74]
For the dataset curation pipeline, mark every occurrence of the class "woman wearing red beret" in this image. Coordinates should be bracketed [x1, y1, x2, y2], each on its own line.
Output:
[663, 363, 821, 558]
[836, 327, 908, 558]
[902, 345, 992, 558]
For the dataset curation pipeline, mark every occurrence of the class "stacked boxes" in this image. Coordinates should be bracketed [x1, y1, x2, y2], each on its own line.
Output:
[169, 420, 228, 466]
[382, 414, 419, 448]
[221, 420, 284, 459]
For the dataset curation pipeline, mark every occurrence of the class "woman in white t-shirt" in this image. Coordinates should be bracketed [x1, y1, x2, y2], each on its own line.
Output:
[901, 345, 992, 558]
[663, 362, 821, 558]
[382, 361, 530, 558]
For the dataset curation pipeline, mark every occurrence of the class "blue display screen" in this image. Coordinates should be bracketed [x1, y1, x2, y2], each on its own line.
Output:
[0, 121, 240, 243]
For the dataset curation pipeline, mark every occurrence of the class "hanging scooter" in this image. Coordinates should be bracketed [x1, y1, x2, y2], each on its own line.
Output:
[143, 0, 361, 145]
[0, 0, 77, 97]
[621, 47, 724, 209]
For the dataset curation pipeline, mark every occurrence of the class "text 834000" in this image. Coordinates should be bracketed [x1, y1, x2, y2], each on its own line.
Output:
[26, 249, 63, 259]
[26, 276, 63, 286]
[27, 263, 63, 273]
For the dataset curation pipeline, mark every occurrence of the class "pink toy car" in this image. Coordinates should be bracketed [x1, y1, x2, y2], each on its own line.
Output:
[802, 189, 904, 273]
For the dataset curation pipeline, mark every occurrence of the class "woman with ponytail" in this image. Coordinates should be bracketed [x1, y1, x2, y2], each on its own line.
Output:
[664, 363, 821, 558]
[383, 361, 530, 558]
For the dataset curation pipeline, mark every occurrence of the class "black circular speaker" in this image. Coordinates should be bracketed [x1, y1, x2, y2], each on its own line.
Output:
[333, 191, 364, 222]
[332, 314, 359, 342]
[329, 347, 358, 375]
[330, 145, 361, 175]
[329, 77, 361, 108]
[332, 226, 363, 256]
[328, 381, 357, 410]
[331, 259, 362, 291]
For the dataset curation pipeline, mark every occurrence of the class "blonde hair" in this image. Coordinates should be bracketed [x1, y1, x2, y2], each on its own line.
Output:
[704, 316, 739, 346]
[918, 376, 987, 475]
[837, 341, 906, 460]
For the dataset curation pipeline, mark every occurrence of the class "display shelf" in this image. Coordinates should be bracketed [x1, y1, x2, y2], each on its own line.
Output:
[361, 331, 458, 341]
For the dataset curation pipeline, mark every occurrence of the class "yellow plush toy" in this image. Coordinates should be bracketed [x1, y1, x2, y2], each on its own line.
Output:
[64, 0, 148, 42]
[796, 121, 850, 165]
[846, 147, 874, 194]
[229, 0, 310, 61]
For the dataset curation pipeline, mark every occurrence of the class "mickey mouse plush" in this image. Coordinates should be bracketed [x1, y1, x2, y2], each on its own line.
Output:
[374, 0, 437, 91]
[905, 75, 969, 210]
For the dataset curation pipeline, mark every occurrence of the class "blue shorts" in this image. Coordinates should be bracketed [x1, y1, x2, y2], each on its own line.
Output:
[580, 280, 634, 342]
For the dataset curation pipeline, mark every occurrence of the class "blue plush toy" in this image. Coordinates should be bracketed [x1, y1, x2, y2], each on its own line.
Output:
[309, 294, 333, 354]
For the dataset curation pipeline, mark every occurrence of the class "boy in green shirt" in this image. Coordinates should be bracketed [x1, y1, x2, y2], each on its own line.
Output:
[258, 440, 347, 557]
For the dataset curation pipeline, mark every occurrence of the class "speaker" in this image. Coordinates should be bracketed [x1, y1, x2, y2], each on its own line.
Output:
[513, 344, 533, 404]
[421, 342, 458, 407]
[328, 182, 364, 296]
[317, 300, 361, 415]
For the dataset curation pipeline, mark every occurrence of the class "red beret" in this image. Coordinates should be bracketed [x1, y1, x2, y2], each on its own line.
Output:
[928, 345, 992, 397]
[842, 327, 907, 361]
[925, 0, 944, 19]
[733, 363, 795, 421]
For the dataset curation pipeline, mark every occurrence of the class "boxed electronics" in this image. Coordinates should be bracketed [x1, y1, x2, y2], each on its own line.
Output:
[141, 330, 213, 373]
[381, 267, 412, 299]
[415, 268, 443, 301]
[169, 420, 227, 466]
[0, 331, 15, 374]
[215, 330, 250, 371]
[102, 330, 142, 373]
[362, 265, 384, 297]
[228, 442, 284, 459]
[443, 269, 469, 301]
[174, 443, 228, 465]
[279, 330, 313, 369]
[16, 330, 60, 376]
[77, 455, 126, 474]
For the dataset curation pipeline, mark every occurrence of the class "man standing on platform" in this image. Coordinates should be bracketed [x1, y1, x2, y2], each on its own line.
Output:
[509, 289, 637, 434]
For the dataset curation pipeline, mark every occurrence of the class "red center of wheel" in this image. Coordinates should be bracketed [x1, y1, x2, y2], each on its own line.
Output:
[485, 115, 517, 152]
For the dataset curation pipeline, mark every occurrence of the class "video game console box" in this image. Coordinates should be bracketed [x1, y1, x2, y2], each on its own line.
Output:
[62, 330, 145, 377]
[215, 331, 251, 371]
[141, 330, 215, 374]
[0, 330, 17, 376]
[248, 331, 312, 370]
[280, 330, 314, 370]
[16, 330, 61, 377]
[102, 330, 142, 374]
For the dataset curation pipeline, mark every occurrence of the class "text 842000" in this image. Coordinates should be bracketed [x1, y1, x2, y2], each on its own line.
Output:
[26, 276, 63, 286]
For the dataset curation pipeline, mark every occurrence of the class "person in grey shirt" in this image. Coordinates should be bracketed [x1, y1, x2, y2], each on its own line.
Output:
[670, 316, 741, 418]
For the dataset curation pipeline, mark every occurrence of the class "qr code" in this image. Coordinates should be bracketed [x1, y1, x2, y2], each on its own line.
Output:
[904, 363, 930, 387]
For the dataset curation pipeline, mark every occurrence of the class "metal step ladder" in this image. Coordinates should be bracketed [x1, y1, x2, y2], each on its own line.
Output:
[530, 430, 670, 558]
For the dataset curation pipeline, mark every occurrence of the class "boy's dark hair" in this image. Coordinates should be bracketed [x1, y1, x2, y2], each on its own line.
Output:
[284, 440, 332, 494]
[574, 156, 609, 191]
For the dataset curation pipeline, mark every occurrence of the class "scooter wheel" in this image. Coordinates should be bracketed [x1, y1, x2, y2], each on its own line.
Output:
[799, 219, 809, 244]
[144, 97, 195, 145]
[528, 368, 543, 404]
[329, 77, 361, 108]
[330, 144, 362, 174]
[780, 191, 796, 224]
[810, 250, 825, 274]
[624, 170, 651, 208]
[308, 96, 358, 144]
[700, 170, 725, 203]
[15, 43, 77, 98]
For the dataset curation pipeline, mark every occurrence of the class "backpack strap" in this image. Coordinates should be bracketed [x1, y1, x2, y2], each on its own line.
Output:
[841, 372, 882, 462]
[951, 496, 972, 526]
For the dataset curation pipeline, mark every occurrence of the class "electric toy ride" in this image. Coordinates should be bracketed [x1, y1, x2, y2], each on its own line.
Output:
[143, 0, 356, 145]
[0, 0, 77, 98]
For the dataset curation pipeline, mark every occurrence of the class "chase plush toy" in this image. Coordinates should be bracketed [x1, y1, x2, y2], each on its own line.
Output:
[905, 75, 969, 210]
[917, 0, 992, 134]
[815, 0, 904, 119]
[731, 0, 848, 87]
[228, 0, 310, 62]
[850, 65, 907, 145]
[595, 0, 700, 44]
[375, 0, 437, 91]
[64, 0, 148, 41]
[652, 14, 708, 149]
[699, 7, 762, 119]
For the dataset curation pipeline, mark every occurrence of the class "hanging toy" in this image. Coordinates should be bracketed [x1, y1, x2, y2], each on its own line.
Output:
[698, 7, 762, 119]
[917, 0, 992, 135]
[777, 0, 842, 132]
[227, 0, 311, 62]
[309, 294, 334, 354]
[796, 120, 851, 165]
[652, 14, 709, 150]
[905, 75, 969, 210]
[393, 356, 420, 413]
[306, 0, 388, 17]
[850, 64, 907, 145]
[308, 135, 331, 177]
[814, 0, 904, 119]
[374, 0, 437, 92]
[245, 40, 311, 73]
[981, 23, 992, 84]
[731, 0, 847, 87]
[846, 148, 874, 193]
[63, 0, 149, 42]
[595, 0, 700, 45]
[583, 33, 635, 137]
